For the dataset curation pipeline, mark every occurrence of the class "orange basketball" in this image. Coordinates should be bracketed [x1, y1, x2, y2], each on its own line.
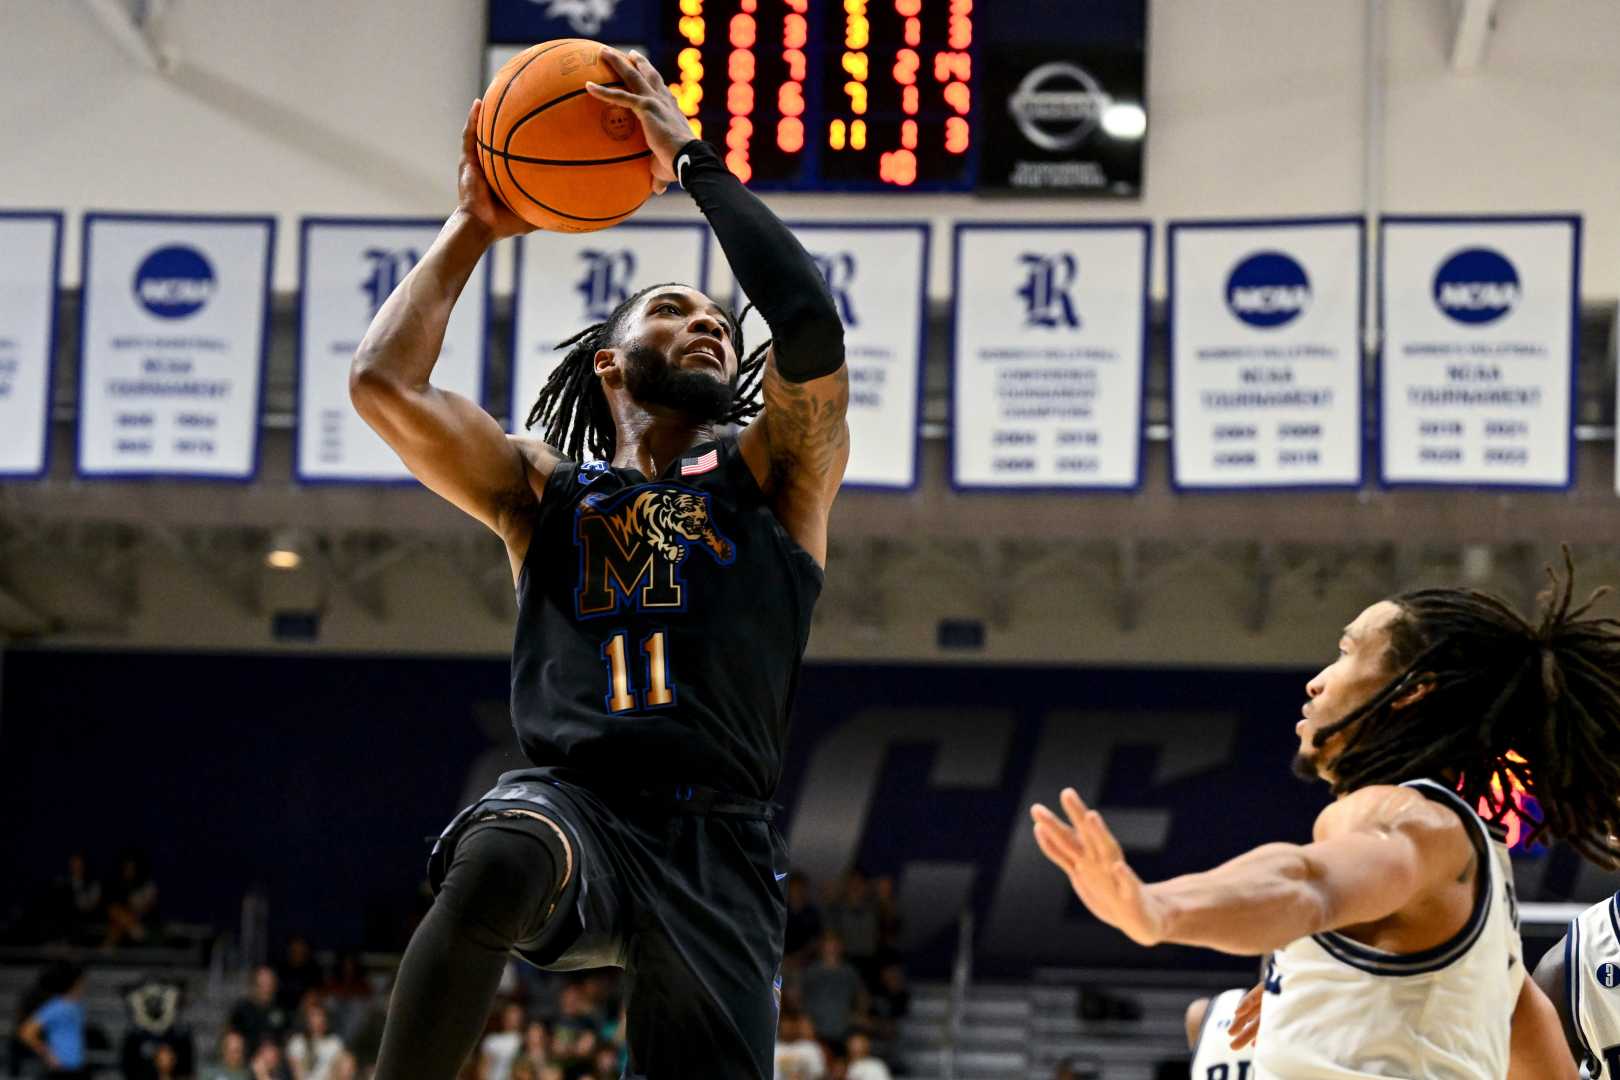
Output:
[479, 39, 653, 233]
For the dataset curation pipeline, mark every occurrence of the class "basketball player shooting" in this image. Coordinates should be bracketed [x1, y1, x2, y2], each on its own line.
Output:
[1032, 557, 1620, 1079]
[348, 48, 849, 1079]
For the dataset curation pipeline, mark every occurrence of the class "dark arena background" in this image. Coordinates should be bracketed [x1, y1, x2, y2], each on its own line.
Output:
[3, 1, 1620, 1078]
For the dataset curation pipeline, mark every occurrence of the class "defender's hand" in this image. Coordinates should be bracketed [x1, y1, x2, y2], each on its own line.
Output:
[1229, 982, 1263, 1050]
[586, 49, 692, 194]
[1030, 787, 1169, 947]
[458, 99, 537, 241]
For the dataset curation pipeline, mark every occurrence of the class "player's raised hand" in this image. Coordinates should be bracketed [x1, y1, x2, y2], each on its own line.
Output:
[1030, 787, 1168, 947]
[586, 49, 689, 194]
[458, 100, 537, 241]
[1229, 982, 1263, 1050]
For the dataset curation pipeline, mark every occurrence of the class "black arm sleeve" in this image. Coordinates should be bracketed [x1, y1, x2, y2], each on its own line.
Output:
[676, 139, 845, 382]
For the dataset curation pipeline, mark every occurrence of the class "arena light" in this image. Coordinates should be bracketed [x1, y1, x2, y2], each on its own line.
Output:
[265, 529, 305, 571]
[1101, 102, 1147, 140]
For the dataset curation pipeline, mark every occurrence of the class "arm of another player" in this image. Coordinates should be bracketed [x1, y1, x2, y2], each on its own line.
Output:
[1029, 784, 1472, 955]
[587, 52, 850, 566]
[349, 101, 556, 549]
[1531, 934, 1591, 1075]
[1510, 973, 1580, 1080]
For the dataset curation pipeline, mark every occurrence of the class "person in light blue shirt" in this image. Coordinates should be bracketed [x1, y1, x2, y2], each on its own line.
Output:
[18, 960, 87, 1077]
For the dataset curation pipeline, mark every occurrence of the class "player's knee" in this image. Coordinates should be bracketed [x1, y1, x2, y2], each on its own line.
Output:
[437, 823, 558, 950]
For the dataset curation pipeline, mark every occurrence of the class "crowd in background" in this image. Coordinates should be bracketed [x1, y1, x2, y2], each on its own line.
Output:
[5, 858, 912, 1079]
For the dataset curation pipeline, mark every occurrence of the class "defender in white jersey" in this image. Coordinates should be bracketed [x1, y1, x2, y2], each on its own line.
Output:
[1031, 557, 1620, 1079]
[1531, 893, 1620, 1077]
[1188, 986, 1255, 1080]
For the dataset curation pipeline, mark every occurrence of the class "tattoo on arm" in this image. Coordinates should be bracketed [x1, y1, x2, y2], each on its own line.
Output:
[761, 362, 850, 490]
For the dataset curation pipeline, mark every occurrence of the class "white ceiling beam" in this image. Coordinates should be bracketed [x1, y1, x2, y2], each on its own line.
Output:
[1450, 0, 1498, 73]
[84, 0, 170, 74]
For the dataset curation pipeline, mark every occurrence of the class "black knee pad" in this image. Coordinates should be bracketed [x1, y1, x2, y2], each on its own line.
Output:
[435, 818, 563, 951]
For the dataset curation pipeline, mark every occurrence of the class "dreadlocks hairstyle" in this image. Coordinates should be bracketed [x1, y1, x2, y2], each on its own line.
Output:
[1314, 548, 1620, 865]
[524, 283, 770, 462]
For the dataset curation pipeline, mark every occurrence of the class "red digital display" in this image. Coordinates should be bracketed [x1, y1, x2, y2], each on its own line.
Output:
[655, 0, 976, 191]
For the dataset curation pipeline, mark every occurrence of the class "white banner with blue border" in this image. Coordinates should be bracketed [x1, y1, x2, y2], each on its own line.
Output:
[78, 214, 273, 479]
[298, 218, 489, 482]
[1380, 215, 1579, 489]
[510, 222, 710, 439]
[951, 223, 1149, 490]
[714, 223, 928, 490]
[1169, 217, 1364, 490]
[0, 212, 62, 478]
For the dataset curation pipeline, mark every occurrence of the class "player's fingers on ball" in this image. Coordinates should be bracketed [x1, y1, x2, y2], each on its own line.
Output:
[585, 82, 637, 106]
[606, 47, 651, 91]
[631, 51, 665, 85]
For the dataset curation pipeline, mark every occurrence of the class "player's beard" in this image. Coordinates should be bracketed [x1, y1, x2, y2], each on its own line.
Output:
[623, 342, 736, 423]
[1290, 751, 1321, 782]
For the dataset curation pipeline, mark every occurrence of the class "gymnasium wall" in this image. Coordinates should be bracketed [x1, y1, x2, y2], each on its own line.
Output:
[2, 0, 1616, 298]
[4, 650, 1612, 974]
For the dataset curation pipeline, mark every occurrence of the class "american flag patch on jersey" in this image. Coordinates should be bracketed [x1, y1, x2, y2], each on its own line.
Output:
[681, 449, 720, 476]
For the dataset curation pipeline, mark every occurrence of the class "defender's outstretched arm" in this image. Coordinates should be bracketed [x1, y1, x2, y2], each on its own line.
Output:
[1030, 785, 1475, 955]
[350, 101, 554, 544]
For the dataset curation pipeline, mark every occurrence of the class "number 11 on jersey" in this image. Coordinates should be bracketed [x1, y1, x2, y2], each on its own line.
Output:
[602, 630, 675, 713]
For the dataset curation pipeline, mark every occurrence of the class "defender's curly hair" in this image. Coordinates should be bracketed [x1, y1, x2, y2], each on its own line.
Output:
[525, 283, 769, 462]
[1315, 548, 1620, 865]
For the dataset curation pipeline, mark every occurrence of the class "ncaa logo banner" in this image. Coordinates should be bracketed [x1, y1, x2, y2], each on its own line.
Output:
[510, 222, 709, 439]
[1168, 218, 1365, 490]
[0, 213, 62, 478]
[713, 223, 929, 489]
[78, 214, 274, 479]
[297, 219, 489, 483]
[951, 223, 1149, 490]
[1380, 216, 1579, 488]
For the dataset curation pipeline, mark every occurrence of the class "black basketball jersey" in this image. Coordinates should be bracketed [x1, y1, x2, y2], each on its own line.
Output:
[510, 437, 823, 801]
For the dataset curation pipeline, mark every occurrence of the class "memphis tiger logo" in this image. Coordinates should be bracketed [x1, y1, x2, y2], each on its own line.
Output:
[574, 486, 735, 617]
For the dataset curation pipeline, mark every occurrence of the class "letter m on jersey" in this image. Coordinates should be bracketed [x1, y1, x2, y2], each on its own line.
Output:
[574, 487, 737, 618]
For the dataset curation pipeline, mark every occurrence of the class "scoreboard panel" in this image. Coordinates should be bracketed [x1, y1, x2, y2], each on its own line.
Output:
[486, 0, 1147, 195]
[654, 0, 977, 191]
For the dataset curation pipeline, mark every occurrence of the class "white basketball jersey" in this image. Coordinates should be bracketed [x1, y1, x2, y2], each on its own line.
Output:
[1192, 987, 1256, 1080]
[1255, 779, 1523, 1079]
[1564, 892, 1620, 1076]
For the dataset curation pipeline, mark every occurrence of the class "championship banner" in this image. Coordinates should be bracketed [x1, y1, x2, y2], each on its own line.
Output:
[951, 223, 1149, 489]
[0, 212, 62, 478]
[1168, 218, 1365, 490]
[510, 223, 709, 437]
[714, 223, 929, 490]
[1380, 216, 1579, 489]
[297, 219, 489, 482]
[78, 214, 274, 479]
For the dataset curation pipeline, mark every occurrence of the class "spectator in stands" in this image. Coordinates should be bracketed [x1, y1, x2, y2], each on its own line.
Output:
[773, 1011, 825, 1080]
[515, 1019, 550, 1076]
[590, 1043, 620, 1079]
[229, 966, 292, 1054]
[286, 1000, 346, 1080]
[844, 1033, 891, 1080]
[16, 959, 88, 1078]
[871, 876, 903, 966]
[277, 936, 323, 1014]
[824, 870, 880, 981]
[153, 1042, 181, 1080]
[538, 1066, 564, 1080]
[103, 850, 159, 949]
[865, 962, 910, 1060]
[41, 852, 102, 945]
[249, 1040, 292, 1080]
[479, 1000, 526, 1080]
[783, 872, 823, 965]
[319, 951, 372, 1044]
[202, 1030, 251, 1080]
[551, 981, 603, 1045]
[802, 932, 866, 1047]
